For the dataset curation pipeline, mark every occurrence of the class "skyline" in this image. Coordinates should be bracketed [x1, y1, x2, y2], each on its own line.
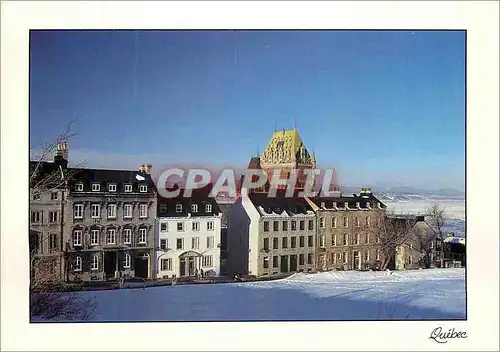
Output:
[30, 30, 465, 191]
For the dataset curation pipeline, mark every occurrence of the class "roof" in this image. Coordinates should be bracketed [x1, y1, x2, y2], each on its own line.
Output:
[248, 190, 315, 217]
[67, 167, 155, 193]
[310, 194, 386, 210]
[157, 185, 222, 218]
[444, 236, 466, 245]
[260, 128, 315, 166]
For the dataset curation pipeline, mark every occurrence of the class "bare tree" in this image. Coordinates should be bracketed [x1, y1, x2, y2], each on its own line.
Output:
[373, 213, 415, 271]
[426, 204, 446, 268]
[30, 125, 96, 321]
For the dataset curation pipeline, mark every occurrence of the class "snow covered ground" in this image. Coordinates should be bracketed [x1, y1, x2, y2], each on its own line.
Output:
[46, 268, 465, 322]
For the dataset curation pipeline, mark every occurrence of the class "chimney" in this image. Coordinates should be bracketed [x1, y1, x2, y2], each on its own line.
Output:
[332, 201, 337, 209]
[146, 164, 153, 174]
[344, 202, 349, 209]
[356, 202, 360, 209]
[366, 202, 371, 209]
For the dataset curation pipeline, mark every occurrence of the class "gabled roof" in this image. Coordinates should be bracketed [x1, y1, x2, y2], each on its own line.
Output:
[248, 190, 315, 217]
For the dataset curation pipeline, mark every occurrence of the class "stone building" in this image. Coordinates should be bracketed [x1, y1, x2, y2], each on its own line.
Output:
[228, 189, 317, 277]
[64, 164, 157, 282]
[155, 186, 222, 279]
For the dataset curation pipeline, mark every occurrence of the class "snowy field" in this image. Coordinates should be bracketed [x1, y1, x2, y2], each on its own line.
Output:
[48, 268, 465, 322]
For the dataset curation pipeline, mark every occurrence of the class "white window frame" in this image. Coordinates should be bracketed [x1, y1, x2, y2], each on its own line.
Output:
[206, 204, 212, 212]
[124, 184, 133, 193]
[160, 222, 168, 232]
[138, 228, 147, 244]
[75, 183, 84, 192]
[408, 255, 413, 265]
[191, 204, 198, 212]
[74, 204, 83, 219]
[73, 230, 82, 246]
[176, 204, 183, 213]
[376, 250, 380, 261]
[91, 204, 100, 218]
[343, 252, 348, 264]
[207, 221, 214, 231]
[202, 255, 213, 268]
[319, 217, 325, 228]
[192, 221, 200, 231]
[90, 255, 99, 271]
[192, 237, 199, 250]
[74, 256, 82, 272]
[177, 222, 184, 232]
[123, 229, 132, 245]
[49, 211, 58, 223]
[31, 211, 42, 223]
[332, 234, 336, 246]
[206, 236, 215, 249]
[344, 217, 349, 228]
[123, 204, 132, 218]
[176, 238, 184, 250]
[355, 233, 360, 245]
[107, 229, 116, 244]
[107, 204, 117, 219]
[366, 216, 371, 227]
[160, 238, 168, 249]
[366, 234, 370, 244]
[108, 184, 117, 192]
[124, 254, 131, 268]
[161, 258, 172, 271]
[90, 230, 99, 246]
[320, 235, 325, 247]
[365, 251, 370, 262]
[139, 204, 148, 218]
[139, 184, 147, 193]
[92, 183, 100, 192]
[332, 217, 337, 228]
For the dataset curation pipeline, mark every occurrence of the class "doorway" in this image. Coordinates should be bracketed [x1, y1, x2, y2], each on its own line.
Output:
[180, 258, 186, 277]
[188, 257, 195, 276]
[353, 251, 360, 270]
[104, 251, 116, 279]
[280, 255, 289, 273]
[289, 254, 297, 272]
[134, 256, 149, 278]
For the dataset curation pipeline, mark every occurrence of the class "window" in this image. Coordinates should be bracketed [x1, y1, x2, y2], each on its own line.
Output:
[191, 204, 198, 212]
[160, 239, 167, 249]
[91, 204, 100, 218]
[319, 217, 325, 228]
[282, 221, 288, 231]
[273, 256, 279, 268]
[202, 255, 213, 268]
[161, 258, 172, 271]
[376, 235, 380, 244]
[32, 193, 41, 201]
[139, 204, 148, 218]
[332, 234, 337, 246]
[263, 221, 269, 232]
[177, 222, 184, 231]
[300, 220, 305, 231]
[408, 256, 413, 265]
[430, 241, 434, 249]
[75, 183, 84, 192]
[343, 217, 349, 228]
[192, 237, 199, 250]
[176, 238, 184, 250]
[291, 236, 297, 248]
[49, 211, 58, 223]
[107, 229, 116, 244]
[299, 236, 305, 248]
[92, 183, 100, 192]
[409, 243, 413, 250]
[74, 204, 83, 219]
[124, 184, 132, 193]
[49, 233, 58, 249]
[308, 220, 314, 230]
[176, 204, 183, 213]
[107, 204, 117, 219]
[123, 204, 132, 218]
[376, 250, 380, 261]
[108, 184, 116, 192]
[355, 233, 360, 245]
[273, 237, 279, 249]
[51, 192, 58, 200]
[123, 229, 132, 244]
[355, 217, 360, 227]
[299, 254, 304, 265]
[205, 204, 212, 212]
[337, 253, 342, 261]
[308, 235, 313, 247]
[263, 257, 269, 269]
[263, 238, 269, 250]
[74, 256, 82, 271]
[343, 252, 348, 263]
[331, 252, 336, 264]
[161, 222, 168, 232]
[291, 221, 297, 231]
[366, 216, 371, 227]
[123, 254, 131, 268]
[207, 221, 214, 231]
[139, 228, 147, 244]
[319, 235, 325, 247]
[343, 234, 349, 246]
[366, 234, 370, 244]
[139, 184, 147, 192]
[31, 211, 42, 223]
[73, 230, 82, 246]
[192, 221, 200, 231]
[91, 255, 99, 271]
[307, 253, 313, 264]
[273, 221, 279, 231]
[282, 237, 288, 249]
[332, 217, 337, 228]
[206, 236, 214, 249]
[90, 230, 99, 246]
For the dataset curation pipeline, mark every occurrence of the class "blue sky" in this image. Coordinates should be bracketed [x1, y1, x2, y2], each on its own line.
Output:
[30, 30, 465, 190]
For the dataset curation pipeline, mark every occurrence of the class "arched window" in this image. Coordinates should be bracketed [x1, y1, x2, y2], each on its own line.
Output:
[91, 255, 99, 271]
[124, 254, 131, 269]
[74, 256, 82, 271]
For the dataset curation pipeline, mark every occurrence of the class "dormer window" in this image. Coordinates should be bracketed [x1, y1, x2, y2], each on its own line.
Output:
[206, 204, 212, 212]
[191, 204, 198, 212]
[159, 204, 167, 213]
[176, 204, 183, 213]
[108, 184, 117, 192]
[75, 183, 84, 192]
[139, 184, 147, 193]
[274, 208, 280, 214]
[92, 183, 100, 192]
[124, 184, 132, 193]
[320, 202, 325, 208]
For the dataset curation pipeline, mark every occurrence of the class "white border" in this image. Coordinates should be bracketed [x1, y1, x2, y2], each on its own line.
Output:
[1, 1, 499, 351]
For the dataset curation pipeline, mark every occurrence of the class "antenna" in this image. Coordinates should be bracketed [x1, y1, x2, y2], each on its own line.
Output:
[274, 120, 277, 132]
[294, 118, 297, 130]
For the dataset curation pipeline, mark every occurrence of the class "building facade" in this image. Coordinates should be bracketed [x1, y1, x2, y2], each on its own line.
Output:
[156, 187, 222, 279]
[64, 165, 157, 282]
